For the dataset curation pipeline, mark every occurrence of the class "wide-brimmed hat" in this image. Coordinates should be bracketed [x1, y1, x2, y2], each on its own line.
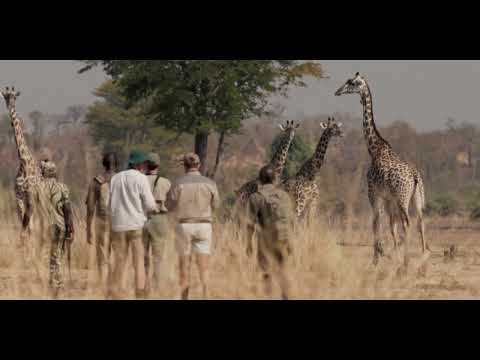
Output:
[147, 152, 161, 166]
[128, 150, 150, 166]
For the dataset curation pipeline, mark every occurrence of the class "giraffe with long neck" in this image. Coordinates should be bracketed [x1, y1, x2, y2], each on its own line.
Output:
[335, 73, 428, 267]
[283, 117, 344, 218]
[1, 87, 43, 228]
[236, 120, 300, 204]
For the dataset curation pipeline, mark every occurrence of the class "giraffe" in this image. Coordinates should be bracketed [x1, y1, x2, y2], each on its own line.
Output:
[282, 117, 344, 219]
[235, 120, 300, 204]
[335, 73, 428, 267]
[1, 87, 43, 233]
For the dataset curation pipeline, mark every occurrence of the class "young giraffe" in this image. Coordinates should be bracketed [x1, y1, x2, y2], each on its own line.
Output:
[283, 117, 344, 218]
[235, 120, 300, 204]
[335, 73, 428, 266]
[1, 87, 43, 233]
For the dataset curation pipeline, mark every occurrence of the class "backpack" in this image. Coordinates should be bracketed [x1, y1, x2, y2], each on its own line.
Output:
[257, 187, 292, 238]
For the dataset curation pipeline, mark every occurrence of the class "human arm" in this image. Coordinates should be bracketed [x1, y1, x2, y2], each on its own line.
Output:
[166, 182, 180, 213]
[62, 186, 75, 241]
[139, 175, 158, 213]
[211, 184, 221, 211]
[64, 202, 75, 242]
[85, 181, 96, 245]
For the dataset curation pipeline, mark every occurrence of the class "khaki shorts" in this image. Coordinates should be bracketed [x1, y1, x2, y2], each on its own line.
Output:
[175, 223, 213, 256]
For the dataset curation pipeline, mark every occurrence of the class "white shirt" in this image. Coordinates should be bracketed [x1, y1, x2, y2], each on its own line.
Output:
[109, 169, 158, 232]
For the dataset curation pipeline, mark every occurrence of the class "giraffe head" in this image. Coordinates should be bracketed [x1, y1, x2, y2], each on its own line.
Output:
[1, 86, 21, 109]
[278, 120, 300, 133]
[320, 117, 344, 138]
[335, 73, 368, 96]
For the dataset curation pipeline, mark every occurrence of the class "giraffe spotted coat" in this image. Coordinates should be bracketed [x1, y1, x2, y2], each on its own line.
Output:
[336, 73, 428, 265]
[282, 118, 344, 219]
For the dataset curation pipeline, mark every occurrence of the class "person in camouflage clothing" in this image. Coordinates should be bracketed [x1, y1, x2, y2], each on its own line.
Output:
[247, 166, 294, 300]
[31, 160, 75, 299]
[85, 153, 117, 289]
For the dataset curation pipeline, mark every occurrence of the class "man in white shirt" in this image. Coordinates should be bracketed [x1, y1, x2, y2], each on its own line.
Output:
[108, 150, 158, 300]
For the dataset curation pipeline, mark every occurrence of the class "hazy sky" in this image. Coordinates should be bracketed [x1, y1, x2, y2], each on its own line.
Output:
[0, 60, 479, 131]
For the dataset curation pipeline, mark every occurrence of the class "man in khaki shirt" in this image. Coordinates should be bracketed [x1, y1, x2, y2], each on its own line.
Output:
[167, 153, 220, 300]
[144, 153, 171, 297]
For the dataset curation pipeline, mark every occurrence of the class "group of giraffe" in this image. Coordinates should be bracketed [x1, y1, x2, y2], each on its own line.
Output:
[2, 72, 429, 274]
[237, 73, 429, 267]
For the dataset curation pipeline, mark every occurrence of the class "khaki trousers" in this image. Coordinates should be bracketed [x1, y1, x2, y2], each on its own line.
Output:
[95, 217, 111, 286]
[109, 230, 145, 298]
[143, 214, 169, 293]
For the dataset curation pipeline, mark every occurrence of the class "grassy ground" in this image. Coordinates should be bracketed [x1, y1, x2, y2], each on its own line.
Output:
[1, 209, 479, 300]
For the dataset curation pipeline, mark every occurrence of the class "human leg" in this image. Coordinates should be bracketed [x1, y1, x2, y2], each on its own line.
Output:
[109, 232, 128, 299]
[176, 224, 193, 300]
[49, 226, 65, 299]
[128, 230, 146, 299]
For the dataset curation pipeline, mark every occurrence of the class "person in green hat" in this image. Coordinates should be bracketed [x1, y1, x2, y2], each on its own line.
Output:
[143, 152, 172, 297]
[108, 150, 159, 300]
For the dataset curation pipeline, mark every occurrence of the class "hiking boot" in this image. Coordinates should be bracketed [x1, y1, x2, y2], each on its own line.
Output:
[181, 288, 190, 300]
[135, 289, 147, 300]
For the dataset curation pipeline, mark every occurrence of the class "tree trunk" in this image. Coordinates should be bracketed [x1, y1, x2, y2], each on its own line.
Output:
[195, 132, 209, 175]
[208, 131, 227, 179]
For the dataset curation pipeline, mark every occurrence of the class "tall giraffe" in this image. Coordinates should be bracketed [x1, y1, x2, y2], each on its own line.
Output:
[335, 73, 428, 266]
[283, 117, 344, 218]
[1, 87, 43, 229]
[235, 120, 300, 204]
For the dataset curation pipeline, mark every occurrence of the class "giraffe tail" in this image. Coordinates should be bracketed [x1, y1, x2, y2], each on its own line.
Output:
[413, 170, 426, 211]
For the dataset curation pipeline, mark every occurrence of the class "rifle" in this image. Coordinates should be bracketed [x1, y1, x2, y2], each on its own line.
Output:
[63, 203, 75, 285]
[67, 237, 72, 283]
[61, 233, 73, 284]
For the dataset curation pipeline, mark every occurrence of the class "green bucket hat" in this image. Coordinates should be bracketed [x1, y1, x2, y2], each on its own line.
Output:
[128, 150, 150, 166]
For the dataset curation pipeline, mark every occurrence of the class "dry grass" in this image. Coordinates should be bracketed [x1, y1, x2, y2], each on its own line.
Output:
[1, 199, 480, 300]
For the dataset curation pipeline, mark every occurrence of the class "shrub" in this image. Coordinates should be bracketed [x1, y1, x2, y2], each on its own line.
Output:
[425, 193, 459, 217]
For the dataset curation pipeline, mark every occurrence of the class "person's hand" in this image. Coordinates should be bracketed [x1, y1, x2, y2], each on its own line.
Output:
[19, 228, 29, 244]
[86, 228, 93, 245]
[287, 242, 293, 256]
[246, 240, 253, 257]
[67, 226, 75, 244]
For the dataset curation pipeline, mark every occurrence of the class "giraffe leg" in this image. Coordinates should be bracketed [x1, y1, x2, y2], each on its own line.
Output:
[14, 183, 26, 227]
[308, 186, 320, 226]
[389, 216, 398, 251]
[372, 200, 385, 266]
[413, 184, 428, 253]
[397, 203, 411, 275]
[367, 174, 385, 265]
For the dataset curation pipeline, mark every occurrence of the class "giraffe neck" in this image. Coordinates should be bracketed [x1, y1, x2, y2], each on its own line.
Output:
[9, 105, 40, 178]
[360, 85, 390, 158]
[295, 130, 333, 182]
[270, 129, 295, 184]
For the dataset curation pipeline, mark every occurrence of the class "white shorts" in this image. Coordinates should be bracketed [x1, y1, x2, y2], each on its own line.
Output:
[175, 223, 213, 256]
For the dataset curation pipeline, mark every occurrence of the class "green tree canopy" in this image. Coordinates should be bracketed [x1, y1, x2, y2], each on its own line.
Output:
[80, 60, 325, 175]
[85, 80, 186, 174]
